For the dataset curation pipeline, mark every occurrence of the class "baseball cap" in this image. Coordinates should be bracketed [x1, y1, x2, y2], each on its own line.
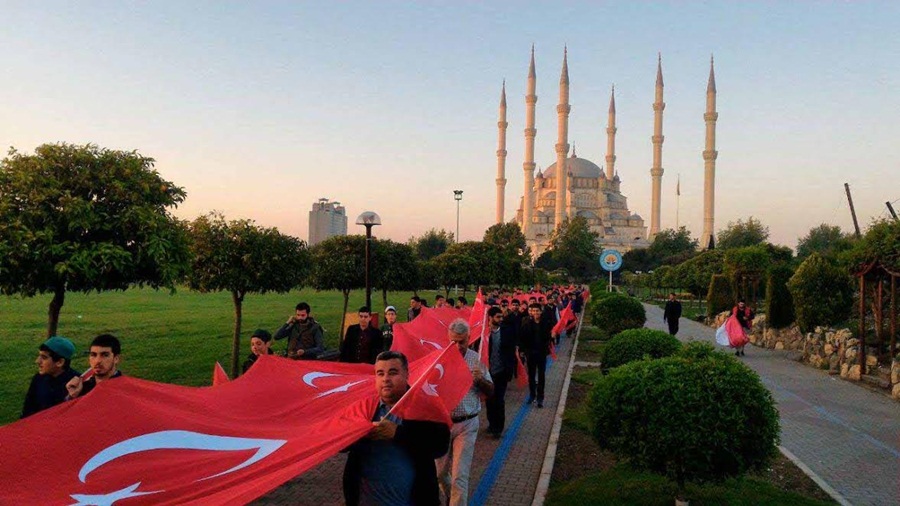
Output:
[42, 336, 75, 360]
[385, 306, 397, 313]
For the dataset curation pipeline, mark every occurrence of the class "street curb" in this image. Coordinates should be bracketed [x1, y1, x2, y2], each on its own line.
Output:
[778, 446, 852, 506]
[531, 314, 583, 506]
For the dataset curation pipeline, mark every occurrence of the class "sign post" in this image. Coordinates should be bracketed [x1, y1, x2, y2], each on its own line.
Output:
[599, 249, 623, 292]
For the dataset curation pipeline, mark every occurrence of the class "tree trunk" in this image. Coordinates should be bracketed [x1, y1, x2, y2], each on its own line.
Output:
[231, 291, 243, 378]
[47, 284, 66, 338]
[340, 290, 350, 341]
[382, 289, 388, 309]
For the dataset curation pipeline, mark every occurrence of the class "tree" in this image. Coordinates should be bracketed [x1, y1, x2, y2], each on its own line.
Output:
[0, 143, 191, 337]
[724, 245, 772, 302]
[310, 235, 367, 338]
[622, 247, 653, 273]
[788, 253, 853, 332]
[448, 240, 522, 289]
[188, 213, 310, 376]
[373, 240, 419, 308]
[716, 217, 769, 250]
[408, 228, 454, 261]
[673, 249, 725, 308]
[797, 224, 852, 260]
[431, 252, 478, 296]
[546, 216, 602, 281]
[648, 227, 699, 265]
[483, 222, 530, 261]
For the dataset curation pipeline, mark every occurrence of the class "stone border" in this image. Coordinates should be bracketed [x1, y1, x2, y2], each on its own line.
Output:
[531, 315, 584, 506]
[777, 446, 852, 506]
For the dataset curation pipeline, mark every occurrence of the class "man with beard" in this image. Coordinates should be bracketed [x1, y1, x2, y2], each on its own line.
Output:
[65, 334, 123, 399]
[275, 302, 325, 359]
[341, 306, 384, 364]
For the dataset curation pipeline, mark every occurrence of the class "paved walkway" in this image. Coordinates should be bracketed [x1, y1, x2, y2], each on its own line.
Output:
[644, 304, 900, 506]
[255, 333, 575, 505]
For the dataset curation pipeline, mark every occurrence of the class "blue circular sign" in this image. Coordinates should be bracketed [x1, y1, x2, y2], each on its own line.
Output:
[600, 249, 623, 272]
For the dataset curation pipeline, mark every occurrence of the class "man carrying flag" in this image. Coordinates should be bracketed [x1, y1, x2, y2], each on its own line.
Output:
[438, 319, 493, 506]
[483, 307, 518, 438]
[343, 350, 452, 506]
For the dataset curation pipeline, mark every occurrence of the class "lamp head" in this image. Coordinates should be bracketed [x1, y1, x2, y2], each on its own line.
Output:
[355, 211, 382, 227]
[453, 190, 464, 201]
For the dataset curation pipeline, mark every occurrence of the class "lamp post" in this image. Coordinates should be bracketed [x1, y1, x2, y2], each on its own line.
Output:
[453, 190, 463, 243]
[355, 211, 382, 310]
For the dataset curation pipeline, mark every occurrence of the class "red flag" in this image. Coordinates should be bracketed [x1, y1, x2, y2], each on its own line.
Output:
[212, 361, 230, 386]
[478, 328, 491, 370]
[0, 351, 468, 505]
[552, 302, 577, 336]
[467, 289, 486, 344]
[389, 345, 472, 426]
[516, 353, 528, 388]
[391, 317, 449, 362]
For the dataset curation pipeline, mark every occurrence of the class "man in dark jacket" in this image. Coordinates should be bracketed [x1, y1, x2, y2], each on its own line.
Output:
[65, 334, 123, 399]
[381, 306, 397, 352]
[21, 336, 79, 418]
[663, 293, 683, 336]
[274, 302, 325, 359]
[485, 307, 519, 437]
[341, 306, 384, 364]
[519, 303, 556, 408]
[343, 351, 450, 506]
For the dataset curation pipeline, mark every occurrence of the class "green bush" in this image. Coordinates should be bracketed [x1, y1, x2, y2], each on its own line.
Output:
[765, 265, 795, 329]
[588, 294, 646, 336]
[601, 328, 682, 369]
[706, 274, 733, 318]
[787, 253, 853, 332]
[589, 349, 780, 495]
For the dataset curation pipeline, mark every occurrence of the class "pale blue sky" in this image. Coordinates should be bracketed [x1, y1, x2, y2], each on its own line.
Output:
[3, 2, 899, 248]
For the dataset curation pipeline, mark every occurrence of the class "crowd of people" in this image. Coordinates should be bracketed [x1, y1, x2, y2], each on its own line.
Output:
[22, 285, 586, 506]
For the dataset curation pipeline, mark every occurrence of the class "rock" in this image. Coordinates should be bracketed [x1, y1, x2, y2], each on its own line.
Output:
[892, 361, 900, 385]
[775, 342, 785, 350]
[866, 355, 878, 368]
[824, 343, 834, 356]
[893, 383, 900, 400]
[848, 365, 861, 381]
[862, 374, 891, 389]
[847, 338, 859, 348]
[825, 331, 835, 342]
[809, 354, 822, 368]
[845, 348, 858, 362]
[829, 354, 841, 372]
[841, 363, 849, 378]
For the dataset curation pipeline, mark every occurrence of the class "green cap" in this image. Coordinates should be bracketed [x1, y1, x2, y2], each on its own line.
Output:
[42, 336, 75, 360]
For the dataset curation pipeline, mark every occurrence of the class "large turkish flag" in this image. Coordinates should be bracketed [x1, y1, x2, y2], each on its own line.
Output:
[0, 350, 470, 505]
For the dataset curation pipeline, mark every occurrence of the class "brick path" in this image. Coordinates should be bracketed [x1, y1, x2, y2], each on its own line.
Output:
[644, 304, 900, 506]
[255, 334, 575, 505]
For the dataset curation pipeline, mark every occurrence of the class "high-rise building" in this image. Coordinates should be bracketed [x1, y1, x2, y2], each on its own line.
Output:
[308, 198, 347, 246]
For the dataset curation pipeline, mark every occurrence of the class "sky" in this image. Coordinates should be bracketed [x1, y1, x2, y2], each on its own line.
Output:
[3, 1, 899, 250]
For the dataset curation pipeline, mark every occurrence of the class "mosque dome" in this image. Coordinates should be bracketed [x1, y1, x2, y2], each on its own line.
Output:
[543, 155, 602, 179]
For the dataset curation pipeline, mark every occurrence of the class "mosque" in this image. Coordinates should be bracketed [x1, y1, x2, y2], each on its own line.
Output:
[493, 48, 719, 258]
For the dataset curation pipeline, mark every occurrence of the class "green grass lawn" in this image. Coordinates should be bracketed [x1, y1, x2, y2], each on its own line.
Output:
[0, 287, 439, 425]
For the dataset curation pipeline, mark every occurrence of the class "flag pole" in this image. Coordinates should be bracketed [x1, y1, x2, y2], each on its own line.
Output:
[676, 173, 680, 229]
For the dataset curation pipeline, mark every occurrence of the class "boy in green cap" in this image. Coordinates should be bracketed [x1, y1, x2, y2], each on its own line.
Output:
[21, 336, 79, 418]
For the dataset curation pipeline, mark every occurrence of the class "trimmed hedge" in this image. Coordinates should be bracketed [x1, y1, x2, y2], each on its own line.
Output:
[588, 294, 646, 336]
[601, 328, 682, 369]
[765, 264, 795, 329]
[787, 253, 853, 332]
[589, 347, 780, 492]
[706, 274, 734, 318]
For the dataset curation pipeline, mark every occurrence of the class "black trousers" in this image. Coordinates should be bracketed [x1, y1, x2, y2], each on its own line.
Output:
[667, 319, 679, 336]
[486, 371, 510, 433]
[527, 354, 547, 401]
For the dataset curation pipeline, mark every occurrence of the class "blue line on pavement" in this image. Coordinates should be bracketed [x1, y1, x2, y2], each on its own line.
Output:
[470, 345, 560, 506]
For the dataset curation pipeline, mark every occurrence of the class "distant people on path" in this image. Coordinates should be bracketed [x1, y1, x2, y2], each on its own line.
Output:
[408, 296, 423, 322]
[381, 306, 397, 352]
[484, 307, 518, 439]
[341, 306, 384, 364]
[437, 319, 493, 506]
[343, 350, 450, 506]
[455, 296, 467, 309]
[21, 336, 79, 418]
[66, 334, 123, 399]
[242, 329, 274, 374]
[519, 303, 555, 408]
[733, 300, 754, 357]
[663, 293, 683, 336]
[435, 295, 447, 308]
[274, 302, 325, 360]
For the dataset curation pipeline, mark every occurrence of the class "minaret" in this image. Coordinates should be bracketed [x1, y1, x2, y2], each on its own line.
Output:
[495, 80, 508, 224]
[649, 53, 665, 238]
[702, 55, 719, 249]
[554, 47, 571, 228]
[605, 85, 617, 181]
[523, 46, 537, 238]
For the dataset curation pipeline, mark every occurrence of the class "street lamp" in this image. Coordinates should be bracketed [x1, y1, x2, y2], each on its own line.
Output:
[355, 211, 382, 310]
[453, 190, 463, 243]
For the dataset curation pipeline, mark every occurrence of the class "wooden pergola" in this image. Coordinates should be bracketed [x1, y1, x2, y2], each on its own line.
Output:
[853, 260, 898, 376]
